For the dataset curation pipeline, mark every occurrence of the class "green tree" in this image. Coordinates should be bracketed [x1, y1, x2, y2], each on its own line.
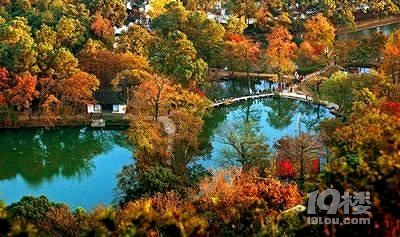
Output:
[185, 11, 225, 66]
[116, 164, 183, 202]
[149, 31, 208, 86]
[151, 1, 188, 36]
[115, 24, 154, 56]
[7, 196, 64, 223]
[216, 120, 271, 171]
[0, 16, 37, 73]
[55, 16, 87, 49]
[320, 71, 353, 114]
[51, 48, 79, 79]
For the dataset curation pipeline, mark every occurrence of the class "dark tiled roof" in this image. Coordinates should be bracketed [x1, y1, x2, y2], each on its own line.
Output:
[94, 89, 127, 105]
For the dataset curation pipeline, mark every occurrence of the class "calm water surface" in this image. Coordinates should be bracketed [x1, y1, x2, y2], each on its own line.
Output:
[0, 127, 133, 210]
[200, 80, 334, 168]
[338, 22, 400, 40]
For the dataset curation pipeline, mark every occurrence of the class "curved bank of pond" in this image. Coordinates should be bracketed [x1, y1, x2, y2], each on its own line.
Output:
[197, 97, 333, 168]
[0, 127, 133, 210]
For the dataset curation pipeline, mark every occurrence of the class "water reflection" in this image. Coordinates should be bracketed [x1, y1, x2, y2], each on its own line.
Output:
[205, 79, 277, 100]
[198, 98, 333, 169]
[263, 97, 298, 130]
[337, 22, 400, 40]
[0, 127, 130, 186]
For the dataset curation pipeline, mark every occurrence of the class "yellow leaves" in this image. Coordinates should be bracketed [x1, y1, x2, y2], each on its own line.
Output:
[381, 29, 400, 81]
[56, 16, 86, 48]
[119, 193, 207, 236]
[304, 13, 336, 54]
[266, 26, 297, 76]
[148, 0, 177, 19]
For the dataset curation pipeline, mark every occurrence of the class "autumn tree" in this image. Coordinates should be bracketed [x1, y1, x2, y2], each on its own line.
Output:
[7, 73, 39, 113]
[149, 31, 208, 87]
[148, 0, 176, 19]
[91, 13, 114, 43]
[197, 169, 302, 236]
[226, 15, 248, 34]
[55, 16, 87, 49]
[274, 134, 322, 187]
[56, 71, 99, 114]
[52, 48, 79, 79]
[35, 24, 57, 76]
[89, 0, 127, 28]
[223, 33, 261, 93]
[266, 26, 298, 83]
[316, 94, 400, 236]
[0, 67, 10, 106]
[381, 29, 400, 84]
[115, 24, 153, 56]
[216, 120, 271, 171]
[303, 13, 336, 59]
[79, 44, 150, 85]
[183, 0, 218, 11]
[131, 74, 170, 121]
[0, 17, 37, 73]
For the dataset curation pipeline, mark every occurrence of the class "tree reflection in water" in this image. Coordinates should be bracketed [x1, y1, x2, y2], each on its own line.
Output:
[197, 97, 333, 169]
[0, 127, 129, 186]
[263, 96, 298, 130]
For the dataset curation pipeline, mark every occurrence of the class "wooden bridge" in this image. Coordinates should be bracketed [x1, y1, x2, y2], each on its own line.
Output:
[211, 91, 339, 112]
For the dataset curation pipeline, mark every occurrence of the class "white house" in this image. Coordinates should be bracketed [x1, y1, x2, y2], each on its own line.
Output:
[87, 89, 127, 115]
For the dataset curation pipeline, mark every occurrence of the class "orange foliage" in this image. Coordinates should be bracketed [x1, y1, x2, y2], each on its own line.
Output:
[381, 30, 400, 83]
[8, 73, 39, 111]
[79, 48, 149, 85]
[266, 26, 298, 77]
[197, 169, 302, 225]
[224, 33, 262, 73]
[91, 13, 114, 40]
[38, 206, 82, 236]
[0, 67, 9, 105]
[56, 71, 99, 110]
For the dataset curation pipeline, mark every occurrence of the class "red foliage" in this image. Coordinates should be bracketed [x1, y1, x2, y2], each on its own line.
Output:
[0, 67, 9, 105]
[380, 100, 400, 117]
[311, 159, 320, 173]
[224, 32, 245, 42]
[8, 73, 39, 111]
[276, 160, 296, 177]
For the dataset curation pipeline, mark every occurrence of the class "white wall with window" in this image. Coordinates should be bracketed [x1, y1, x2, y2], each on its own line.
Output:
[87, 104, 102, 113]
[112, 104, 127, 114]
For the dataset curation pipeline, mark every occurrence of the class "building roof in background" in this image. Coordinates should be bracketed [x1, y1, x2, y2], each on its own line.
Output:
[94, 89, 127, 105]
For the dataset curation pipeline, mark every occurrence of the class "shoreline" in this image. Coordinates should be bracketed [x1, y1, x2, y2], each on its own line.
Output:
[337, 16, 400, 35]
[0, 116, 129, 129]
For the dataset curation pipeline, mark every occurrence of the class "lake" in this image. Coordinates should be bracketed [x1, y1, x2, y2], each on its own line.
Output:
[0, 127, 133, 210]
[197, 97, 333, 168]
[337, 22, 400, 40]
